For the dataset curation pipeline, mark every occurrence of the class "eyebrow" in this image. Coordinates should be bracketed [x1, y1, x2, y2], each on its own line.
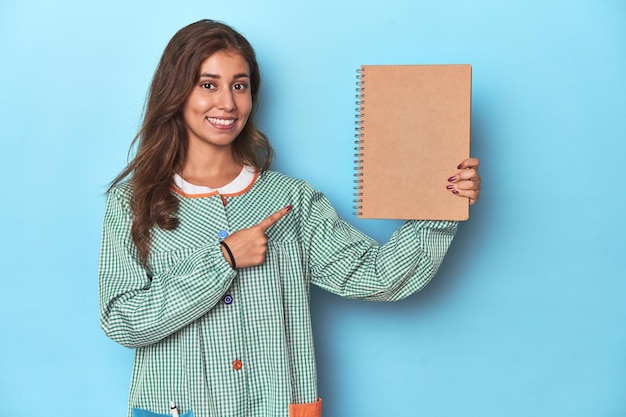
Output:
[199, 72, 250, 79]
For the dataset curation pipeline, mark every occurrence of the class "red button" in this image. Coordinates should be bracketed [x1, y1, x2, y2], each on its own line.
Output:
[232, 359, 243, 371]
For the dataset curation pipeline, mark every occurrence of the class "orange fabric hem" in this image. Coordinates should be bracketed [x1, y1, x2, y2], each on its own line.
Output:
[289, 398, 322, 417]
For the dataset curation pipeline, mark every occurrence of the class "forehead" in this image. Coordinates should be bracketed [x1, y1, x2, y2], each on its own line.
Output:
[198, 51, 250, 76]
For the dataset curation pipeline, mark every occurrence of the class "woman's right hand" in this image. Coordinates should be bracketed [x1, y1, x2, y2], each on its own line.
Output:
[220, 205, 292, 269]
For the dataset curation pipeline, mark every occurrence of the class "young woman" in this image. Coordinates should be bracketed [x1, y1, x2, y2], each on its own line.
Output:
[99, 19, 481, 417]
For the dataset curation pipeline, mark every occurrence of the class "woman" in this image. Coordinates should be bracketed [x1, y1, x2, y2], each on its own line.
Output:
[99, 19, 481, 417]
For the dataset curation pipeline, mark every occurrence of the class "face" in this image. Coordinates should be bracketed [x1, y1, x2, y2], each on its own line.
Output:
[182, 51, 252, 152]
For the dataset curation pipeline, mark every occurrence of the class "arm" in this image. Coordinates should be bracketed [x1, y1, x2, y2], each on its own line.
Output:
[303, 188, 457, 302]
[98, 188, 236, 348]
[307, 158, 478, 300]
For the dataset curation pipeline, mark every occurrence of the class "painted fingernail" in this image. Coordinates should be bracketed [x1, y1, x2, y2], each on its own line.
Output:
[448, 176, 456, 182]
[446, 185, 454, 190]
[452, 190, 460, 195]
[457, 163, 464, 169]
[284, 205, 293, 212]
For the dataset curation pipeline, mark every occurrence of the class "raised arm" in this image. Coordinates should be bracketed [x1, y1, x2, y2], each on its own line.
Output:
[301, 187, 458, 302]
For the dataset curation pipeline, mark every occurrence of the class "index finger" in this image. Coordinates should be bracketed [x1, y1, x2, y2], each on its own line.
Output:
[256, 205, 293, 232]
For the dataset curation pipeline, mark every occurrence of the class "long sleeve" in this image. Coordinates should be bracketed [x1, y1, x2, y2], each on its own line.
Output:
[302, 188, 457, 301]
[98, 187, 237, 348]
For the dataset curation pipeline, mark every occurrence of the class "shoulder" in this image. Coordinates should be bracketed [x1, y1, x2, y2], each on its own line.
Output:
[105, 180, 133, 215]
[258, 170, 308, 186]
[256, 170, 334, 216]
[256, 170, 317, 195]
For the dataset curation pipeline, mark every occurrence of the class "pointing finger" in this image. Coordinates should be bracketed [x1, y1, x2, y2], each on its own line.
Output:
[257, 205, 293, 232]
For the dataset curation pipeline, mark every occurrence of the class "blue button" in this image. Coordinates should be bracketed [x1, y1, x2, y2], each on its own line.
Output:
[217, 229, 229, 239]
[223, 294, 233, 305]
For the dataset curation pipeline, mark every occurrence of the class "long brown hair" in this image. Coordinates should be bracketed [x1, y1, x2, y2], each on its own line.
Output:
[111, 19, 273, 264]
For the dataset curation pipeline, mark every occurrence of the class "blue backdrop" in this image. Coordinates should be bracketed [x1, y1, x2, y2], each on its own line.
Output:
[1, 1, 625, 416]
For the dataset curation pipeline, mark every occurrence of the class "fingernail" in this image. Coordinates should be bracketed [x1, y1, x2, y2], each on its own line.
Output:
[446, 185, 454, 190]
[457, 163, 464, 169]
[452, 190, 460, 195]
[284, 205, 293, 212]
[448, 176, 456, 182]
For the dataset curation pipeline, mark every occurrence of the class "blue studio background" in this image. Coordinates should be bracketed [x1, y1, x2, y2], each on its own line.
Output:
[1, 1, 625, 416]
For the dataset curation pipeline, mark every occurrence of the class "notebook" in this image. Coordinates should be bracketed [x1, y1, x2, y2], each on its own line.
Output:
[354, 64, 472, 220]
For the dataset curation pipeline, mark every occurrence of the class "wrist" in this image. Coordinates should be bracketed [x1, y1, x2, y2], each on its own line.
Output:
[219, 241, 237, 269]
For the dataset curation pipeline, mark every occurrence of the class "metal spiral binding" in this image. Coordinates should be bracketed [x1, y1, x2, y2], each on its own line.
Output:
[353, 67, 366, 216]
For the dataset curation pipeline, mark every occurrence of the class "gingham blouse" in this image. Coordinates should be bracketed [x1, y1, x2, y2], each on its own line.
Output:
[98, 169, 457, 417]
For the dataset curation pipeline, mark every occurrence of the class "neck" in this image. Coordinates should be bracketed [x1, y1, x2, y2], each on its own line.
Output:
[181, 143, 243, 189]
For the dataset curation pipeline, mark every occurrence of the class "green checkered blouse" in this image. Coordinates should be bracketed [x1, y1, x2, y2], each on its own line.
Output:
[98, 170, 457, 417]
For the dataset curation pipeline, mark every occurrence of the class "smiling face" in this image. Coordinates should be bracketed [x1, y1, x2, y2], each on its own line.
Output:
[182, 51, 253, 153]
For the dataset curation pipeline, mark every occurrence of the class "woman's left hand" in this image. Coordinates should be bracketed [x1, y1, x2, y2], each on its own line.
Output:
[447, 158, 481, 205]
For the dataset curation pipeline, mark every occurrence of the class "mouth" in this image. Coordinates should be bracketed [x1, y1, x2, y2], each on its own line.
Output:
[206, 117, 236, 127]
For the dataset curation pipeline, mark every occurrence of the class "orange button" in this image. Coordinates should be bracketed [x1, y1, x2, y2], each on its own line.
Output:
[232, 359, 243, 371]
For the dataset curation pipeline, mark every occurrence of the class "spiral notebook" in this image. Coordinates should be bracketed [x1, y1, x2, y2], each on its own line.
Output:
[354, 64, 472, 220]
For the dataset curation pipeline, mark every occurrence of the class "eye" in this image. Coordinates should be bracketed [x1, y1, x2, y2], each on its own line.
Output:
[232, 82, 249, 91]
[200, 82, 216, 90]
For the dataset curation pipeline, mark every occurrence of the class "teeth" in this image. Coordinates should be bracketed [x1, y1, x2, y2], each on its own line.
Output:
[207, 117, 235, 126]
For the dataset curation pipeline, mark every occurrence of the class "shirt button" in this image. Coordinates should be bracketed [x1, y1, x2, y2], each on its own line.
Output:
[217, 230, 229, 239]
[232, 359, 243, 371]
[223, 294, 233, 305]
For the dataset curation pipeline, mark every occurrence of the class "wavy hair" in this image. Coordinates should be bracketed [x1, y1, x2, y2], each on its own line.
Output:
[111, 19, 273, 265]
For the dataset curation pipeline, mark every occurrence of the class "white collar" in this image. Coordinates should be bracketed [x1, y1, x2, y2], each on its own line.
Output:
[173, 165, 257, 196]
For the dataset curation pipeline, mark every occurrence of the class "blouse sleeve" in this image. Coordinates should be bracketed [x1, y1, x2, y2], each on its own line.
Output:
[98, 187, 236, 348]
[301, 187, 458, 301]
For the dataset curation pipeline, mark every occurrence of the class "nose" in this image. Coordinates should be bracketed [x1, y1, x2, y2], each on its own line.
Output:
[216, 89, 236, 112]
